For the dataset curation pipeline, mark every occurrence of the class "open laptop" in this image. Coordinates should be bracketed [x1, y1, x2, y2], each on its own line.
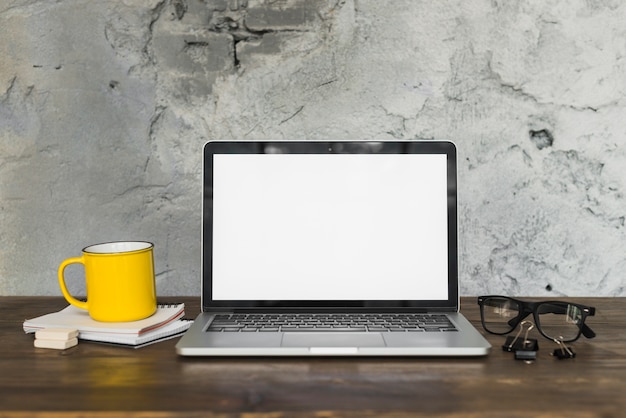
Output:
[176, 140, 491, 356]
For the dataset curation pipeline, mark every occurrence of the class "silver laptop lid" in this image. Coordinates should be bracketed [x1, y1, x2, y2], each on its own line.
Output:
[202, 141, 459, 313]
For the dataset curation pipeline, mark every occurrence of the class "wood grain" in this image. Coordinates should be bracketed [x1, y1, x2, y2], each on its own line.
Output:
[1, 297, 624, 417]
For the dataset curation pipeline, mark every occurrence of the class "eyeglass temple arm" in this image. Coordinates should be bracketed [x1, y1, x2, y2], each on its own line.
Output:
[582, 323, 596, 339]
[578, 306, 596, 339]
[581, 307, 596, 338]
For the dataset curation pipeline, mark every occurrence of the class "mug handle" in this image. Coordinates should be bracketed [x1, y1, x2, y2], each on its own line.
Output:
[57, 257, 89, 311]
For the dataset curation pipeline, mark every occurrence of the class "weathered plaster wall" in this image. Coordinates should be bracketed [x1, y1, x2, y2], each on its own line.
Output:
[1, 0, 625, 296]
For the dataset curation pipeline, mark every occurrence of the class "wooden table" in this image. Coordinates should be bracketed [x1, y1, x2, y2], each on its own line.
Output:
[0, 297, 624, 417]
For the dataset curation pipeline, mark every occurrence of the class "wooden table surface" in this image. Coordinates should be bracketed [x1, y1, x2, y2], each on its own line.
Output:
[0, 296, 624, 417]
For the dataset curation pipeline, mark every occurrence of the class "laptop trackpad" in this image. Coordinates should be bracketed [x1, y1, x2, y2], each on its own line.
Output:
[281, 332, 386, 347]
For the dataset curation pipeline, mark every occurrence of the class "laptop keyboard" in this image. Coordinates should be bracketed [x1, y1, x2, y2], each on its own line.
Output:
[206, 313, 457, 333]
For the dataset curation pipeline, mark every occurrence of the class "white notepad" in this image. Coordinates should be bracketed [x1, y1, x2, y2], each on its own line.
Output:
[24, 303, 191, 347]
[24, 304, 185, 334]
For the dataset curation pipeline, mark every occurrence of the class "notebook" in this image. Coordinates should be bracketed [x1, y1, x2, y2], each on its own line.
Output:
[25, 303, 192, 348]
[176, 140, 491, 356]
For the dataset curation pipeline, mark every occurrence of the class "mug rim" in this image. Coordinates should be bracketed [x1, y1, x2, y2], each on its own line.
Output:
[83, 241, 153, 255]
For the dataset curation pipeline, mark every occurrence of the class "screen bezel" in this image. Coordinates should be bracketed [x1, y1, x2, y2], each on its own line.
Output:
[202, 141, 459, 313]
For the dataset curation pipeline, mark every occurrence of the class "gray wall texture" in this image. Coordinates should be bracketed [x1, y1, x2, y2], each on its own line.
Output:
[1, 0, 625, 297]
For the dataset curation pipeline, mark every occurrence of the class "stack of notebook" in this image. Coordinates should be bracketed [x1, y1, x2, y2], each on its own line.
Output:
[23, 303, 192, 348]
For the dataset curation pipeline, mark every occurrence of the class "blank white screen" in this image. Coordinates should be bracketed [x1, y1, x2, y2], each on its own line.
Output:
[212, 154, 449, 300]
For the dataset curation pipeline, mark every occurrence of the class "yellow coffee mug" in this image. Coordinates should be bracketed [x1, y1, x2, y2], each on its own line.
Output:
[58, 241, 157, 322]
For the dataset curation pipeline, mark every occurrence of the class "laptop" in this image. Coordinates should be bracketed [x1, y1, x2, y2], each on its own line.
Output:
[176, 140, 491, 356]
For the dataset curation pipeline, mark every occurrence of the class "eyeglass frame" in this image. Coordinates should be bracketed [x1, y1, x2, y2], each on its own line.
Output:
[477, 295, 596, 343]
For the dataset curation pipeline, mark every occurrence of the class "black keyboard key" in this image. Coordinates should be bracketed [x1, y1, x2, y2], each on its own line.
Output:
[281, 327, 366, 332]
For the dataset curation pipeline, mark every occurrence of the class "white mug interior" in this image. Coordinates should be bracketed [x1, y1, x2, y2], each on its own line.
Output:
[83, 241, 153, 254]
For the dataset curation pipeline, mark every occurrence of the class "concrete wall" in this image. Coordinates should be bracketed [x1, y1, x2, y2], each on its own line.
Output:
[1, 0, 625, 297]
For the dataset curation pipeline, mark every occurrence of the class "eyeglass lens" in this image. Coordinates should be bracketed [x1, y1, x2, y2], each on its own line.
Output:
[481, 297, 584, 341]
[536, 302, 583, 341]
[481, 297, 520, 334]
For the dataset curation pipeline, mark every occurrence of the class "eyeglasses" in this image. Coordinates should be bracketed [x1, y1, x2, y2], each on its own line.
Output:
[477, 295, 596, 343]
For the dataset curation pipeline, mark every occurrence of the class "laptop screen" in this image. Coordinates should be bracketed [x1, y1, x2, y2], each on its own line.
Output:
[202, 141, 458, 311]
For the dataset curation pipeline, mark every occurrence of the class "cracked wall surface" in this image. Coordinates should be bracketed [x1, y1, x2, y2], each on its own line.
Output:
[1, 0, 625, 296]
